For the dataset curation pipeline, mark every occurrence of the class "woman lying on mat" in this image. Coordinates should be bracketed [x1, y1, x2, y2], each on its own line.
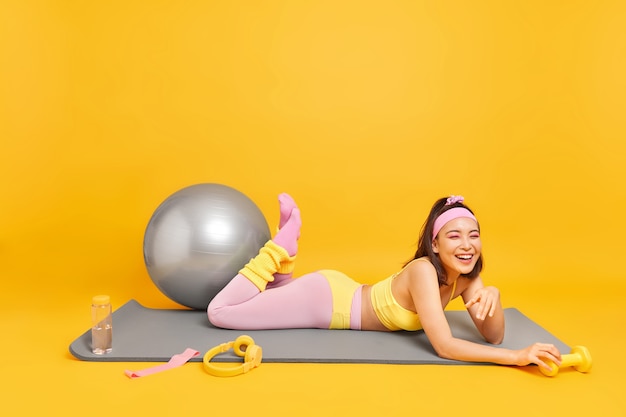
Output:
[207, 194, 562, 371]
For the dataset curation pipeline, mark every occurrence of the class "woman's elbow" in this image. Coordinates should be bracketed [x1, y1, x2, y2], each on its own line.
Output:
[484, 330, 504, 345]
[486, 336, 504, 345]
[432, 342, 456, 360]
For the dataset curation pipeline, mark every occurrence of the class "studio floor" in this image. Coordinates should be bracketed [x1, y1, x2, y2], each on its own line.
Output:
[2, 249, 624, 417]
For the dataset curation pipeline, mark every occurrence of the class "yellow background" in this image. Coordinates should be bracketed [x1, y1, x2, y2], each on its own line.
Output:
[1, 1, 625, 415]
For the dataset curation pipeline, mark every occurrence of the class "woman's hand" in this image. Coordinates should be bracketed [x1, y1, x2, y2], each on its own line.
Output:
[514, 343, 562, 371]
[464, 286, 500, 320]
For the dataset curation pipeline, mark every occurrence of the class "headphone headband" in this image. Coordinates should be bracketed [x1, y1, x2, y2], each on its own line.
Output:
[203, 335, 262, 377]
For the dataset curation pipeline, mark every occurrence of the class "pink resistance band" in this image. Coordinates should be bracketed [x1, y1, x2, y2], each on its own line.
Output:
[432, 207, 477, 241]
[125, 348, 200, 379]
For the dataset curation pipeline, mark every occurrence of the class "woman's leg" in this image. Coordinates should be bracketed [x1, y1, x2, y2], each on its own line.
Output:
[208, 268, 364, 330]
[207, 272, 334, 330]
[235, 202, 300, 292]
[207, 193, 325, 329]
[207, 193, 362, 330]
[270, 193, 299, 286]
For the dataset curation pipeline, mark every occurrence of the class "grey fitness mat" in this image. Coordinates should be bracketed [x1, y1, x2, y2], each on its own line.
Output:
[69, 299, 570, 365]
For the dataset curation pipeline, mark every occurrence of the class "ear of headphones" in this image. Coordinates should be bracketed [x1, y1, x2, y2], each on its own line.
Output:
[203, 335, 262, 377]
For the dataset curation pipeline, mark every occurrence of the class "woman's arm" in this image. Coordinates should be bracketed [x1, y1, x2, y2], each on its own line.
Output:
[462, 276, 505, 344]
[404, 262, 561, 370]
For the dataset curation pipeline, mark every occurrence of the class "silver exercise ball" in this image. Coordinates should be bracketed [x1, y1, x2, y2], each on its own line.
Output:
[143, 183, 270, 310]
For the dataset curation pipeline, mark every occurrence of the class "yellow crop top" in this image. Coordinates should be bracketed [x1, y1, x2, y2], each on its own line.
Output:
[370, 265, 457, 331]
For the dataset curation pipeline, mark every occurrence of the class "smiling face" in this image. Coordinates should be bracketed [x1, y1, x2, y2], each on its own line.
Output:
[431, 217, 482, 280]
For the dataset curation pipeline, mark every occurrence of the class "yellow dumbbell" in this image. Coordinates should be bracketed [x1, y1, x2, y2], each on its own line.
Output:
[540, 345, 592, 377]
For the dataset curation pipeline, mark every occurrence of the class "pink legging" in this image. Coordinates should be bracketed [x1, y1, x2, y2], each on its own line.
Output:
[207, 272, 362, 330]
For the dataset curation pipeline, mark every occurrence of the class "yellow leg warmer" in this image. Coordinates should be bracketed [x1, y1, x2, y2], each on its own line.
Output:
[239, 240, 296, 291]
[273, 226, 296, 274]
[276, 256, 296, 275]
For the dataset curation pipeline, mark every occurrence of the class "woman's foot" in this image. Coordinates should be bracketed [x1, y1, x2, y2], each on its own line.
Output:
[273, 207, 301, 257]
[278, 193, 298, 229]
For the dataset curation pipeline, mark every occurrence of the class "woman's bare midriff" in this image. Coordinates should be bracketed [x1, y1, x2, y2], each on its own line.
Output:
[360, 285, 392, 332]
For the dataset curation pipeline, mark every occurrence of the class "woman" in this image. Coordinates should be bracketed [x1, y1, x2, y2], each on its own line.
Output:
[207, 193, 561, 371]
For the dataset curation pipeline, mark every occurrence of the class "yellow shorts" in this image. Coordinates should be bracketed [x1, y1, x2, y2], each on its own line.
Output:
[318, 270, 362, 329]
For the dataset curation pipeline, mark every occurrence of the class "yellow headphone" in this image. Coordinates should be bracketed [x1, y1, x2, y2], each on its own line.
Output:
[203, 335, 262, 377]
